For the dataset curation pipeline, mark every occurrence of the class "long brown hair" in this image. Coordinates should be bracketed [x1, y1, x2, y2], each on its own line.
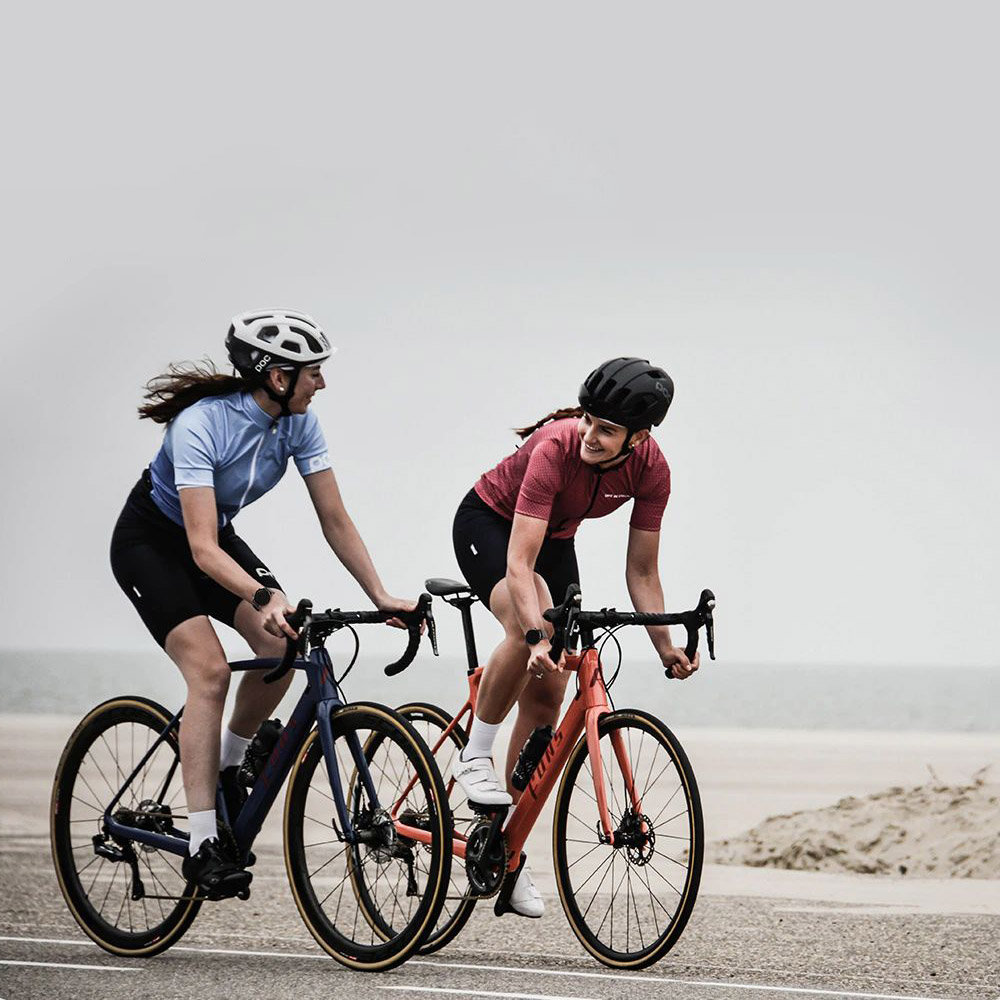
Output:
[514, 406, 584, 440]
[138, 360, 251, 424]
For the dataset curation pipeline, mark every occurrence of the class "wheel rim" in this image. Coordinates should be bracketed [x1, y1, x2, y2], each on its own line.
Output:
[398, 707, 479, 946]
[288, 711, 445, 961]
[53, 703, 194, 946]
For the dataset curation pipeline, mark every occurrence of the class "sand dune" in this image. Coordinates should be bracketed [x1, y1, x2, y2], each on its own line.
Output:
[708, 769, 1000, 878]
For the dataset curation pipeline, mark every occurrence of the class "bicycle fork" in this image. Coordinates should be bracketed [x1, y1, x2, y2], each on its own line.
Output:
[586, 713, 642, 848]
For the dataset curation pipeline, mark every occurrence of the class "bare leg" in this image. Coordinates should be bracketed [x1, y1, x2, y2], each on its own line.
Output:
[476, 575, 569, 792]
[504, 670, 570, 801]
[164, 616, 232, 814]
[475, 576, 546, 724]
[227, 598, 294, 738]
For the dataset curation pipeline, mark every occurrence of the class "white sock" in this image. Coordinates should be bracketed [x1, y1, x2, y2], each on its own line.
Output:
[461, 715, 503, 762]
[189, 809, 218, 855]
[220, 727, 253, 770]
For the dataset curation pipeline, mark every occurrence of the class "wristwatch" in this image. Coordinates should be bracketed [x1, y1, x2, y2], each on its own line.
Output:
[524, 628, 546, 646]
[252, 587, 273, 612]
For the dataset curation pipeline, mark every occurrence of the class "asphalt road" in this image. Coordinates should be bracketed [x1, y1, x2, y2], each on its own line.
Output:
[1, 832, 997, 1000]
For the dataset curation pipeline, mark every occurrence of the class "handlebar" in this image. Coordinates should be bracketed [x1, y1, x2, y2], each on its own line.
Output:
[263, 593, 437, 684]
[542, 584, 716, 679]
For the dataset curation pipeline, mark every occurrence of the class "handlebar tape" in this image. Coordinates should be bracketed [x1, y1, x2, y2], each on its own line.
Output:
[263, 599, 312, 684]
[384, 593, 432, 676]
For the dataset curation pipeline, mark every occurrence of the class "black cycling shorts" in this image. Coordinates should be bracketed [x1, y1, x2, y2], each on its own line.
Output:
[110, 469, 283, 648]
[453, 489, 579, 612]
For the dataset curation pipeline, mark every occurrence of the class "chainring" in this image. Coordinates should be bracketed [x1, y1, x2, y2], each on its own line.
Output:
[464, 820, 507, 899]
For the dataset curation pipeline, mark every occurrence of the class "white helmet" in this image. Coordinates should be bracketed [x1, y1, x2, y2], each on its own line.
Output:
[226, 309, 335, 380]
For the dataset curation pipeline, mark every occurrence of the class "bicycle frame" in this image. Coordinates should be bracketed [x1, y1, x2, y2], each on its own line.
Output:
[101, 646, 383, 861]
[393, 645, 640, 872]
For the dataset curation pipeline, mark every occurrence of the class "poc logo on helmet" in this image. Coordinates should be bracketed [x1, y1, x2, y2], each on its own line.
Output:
[254, 353, 272, 373]
[654, 380, 670, 397]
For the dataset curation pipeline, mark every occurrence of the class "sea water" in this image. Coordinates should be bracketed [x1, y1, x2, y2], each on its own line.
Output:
[1, 649, 996, 732]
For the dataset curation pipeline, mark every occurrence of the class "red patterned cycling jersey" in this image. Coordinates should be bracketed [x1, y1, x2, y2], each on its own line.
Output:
[474, 418, 670, 540]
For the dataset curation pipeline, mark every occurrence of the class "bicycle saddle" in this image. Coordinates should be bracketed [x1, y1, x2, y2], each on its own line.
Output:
[425, 577, 472, 597]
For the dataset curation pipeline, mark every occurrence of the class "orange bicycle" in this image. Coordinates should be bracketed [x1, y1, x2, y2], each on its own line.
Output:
[390, 580, 716, 969]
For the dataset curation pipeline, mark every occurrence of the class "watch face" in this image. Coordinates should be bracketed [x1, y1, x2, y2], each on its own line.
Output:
[254, 588, 272, 607]
[525, 629, 544, 645]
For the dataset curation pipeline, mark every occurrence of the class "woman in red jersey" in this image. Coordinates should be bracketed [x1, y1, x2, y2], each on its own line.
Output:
[449, 357, 699, 917]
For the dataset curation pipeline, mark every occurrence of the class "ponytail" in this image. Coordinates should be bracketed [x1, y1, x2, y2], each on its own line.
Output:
[138, 360, 252, 424]
[513, 406, 584, 440]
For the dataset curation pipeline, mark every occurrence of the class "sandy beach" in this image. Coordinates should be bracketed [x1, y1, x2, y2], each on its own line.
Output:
[4, 714, 999, 911]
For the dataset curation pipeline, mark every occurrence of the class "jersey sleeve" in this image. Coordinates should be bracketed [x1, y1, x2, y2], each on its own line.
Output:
[292, 410, 332, 477]
[170, 406, 219, 489]
[630, 451, 671, 532]
[514, 439, 569, 522]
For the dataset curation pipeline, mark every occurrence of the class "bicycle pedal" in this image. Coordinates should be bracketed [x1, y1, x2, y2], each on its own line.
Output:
[203, 877, 252, 902]
[469, 801, 509, 817]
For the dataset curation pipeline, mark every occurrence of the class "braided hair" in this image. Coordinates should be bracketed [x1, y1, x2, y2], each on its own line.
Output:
[513, 406, 584, 440]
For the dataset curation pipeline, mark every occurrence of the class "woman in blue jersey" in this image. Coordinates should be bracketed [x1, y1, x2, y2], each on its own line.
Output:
[110, 309, 415, 898]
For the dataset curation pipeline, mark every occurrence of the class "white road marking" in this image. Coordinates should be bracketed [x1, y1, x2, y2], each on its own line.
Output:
[0, 937, 321, 960]
[380, 989, 599, 1000]
[0, 959, 138, 972]
[0, 936, 968, 1000]
[406, 960, 961, 1000]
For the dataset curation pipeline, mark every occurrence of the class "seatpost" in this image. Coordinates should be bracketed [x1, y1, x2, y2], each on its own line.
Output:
[451, 597, 480, 674]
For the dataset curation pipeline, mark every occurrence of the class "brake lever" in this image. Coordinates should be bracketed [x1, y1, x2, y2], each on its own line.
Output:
[698, 589, 716, 661]
[563, 604, 580, 656]
[426, 604, 439, 656]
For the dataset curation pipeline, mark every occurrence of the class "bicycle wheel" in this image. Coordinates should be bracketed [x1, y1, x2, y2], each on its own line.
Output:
[284, 701, 451, 972]
[50, 696, 201, 957]
[553, 708, 703, 969]
[396, 701, 478, 954]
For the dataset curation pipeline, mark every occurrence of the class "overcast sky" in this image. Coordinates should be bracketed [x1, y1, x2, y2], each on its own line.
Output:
[2, 2, 997, 668]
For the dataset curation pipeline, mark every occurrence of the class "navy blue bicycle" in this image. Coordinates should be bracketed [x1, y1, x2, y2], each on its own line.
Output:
[50, 596, 451, 972]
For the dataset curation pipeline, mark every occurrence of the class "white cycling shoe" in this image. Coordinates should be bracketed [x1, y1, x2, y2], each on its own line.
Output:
[509, 864, 544, 918]
[451, 754, 513, 807]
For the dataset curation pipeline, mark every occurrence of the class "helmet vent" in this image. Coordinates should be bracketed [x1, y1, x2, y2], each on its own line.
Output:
[257, 325, 280, 343]
[291, 328, 324, 354]
[281, 340, 302, 354]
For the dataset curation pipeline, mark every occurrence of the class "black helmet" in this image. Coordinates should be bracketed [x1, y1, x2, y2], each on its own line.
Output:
[579, 357, 674, 431]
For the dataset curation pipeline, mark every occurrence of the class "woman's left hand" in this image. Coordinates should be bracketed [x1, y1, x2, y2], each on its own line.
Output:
[661, 646, 699, 680]
[376, 594, 421, 631]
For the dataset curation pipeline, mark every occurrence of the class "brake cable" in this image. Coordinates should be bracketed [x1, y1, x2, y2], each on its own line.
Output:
[596, 625, 626, 704]
[333, 624, 361, 687]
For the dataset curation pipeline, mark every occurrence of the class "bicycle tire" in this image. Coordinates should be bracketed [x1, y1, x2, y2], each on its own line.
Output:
[395, 701, 478, 954]
[553, 708, 703, 969]
[50, 696, 201, 957]
[283, 701, 450, 971]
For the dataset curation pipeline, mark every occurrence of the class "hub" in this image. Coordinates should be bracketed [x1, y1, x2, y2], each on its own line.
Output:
[615, 807, 655, 865]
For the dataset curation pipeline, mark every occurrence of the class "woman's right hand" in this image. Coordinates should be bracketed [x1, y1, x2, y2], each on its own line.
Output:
[261, 592, 298, 640]
[527, 638, 563, 678]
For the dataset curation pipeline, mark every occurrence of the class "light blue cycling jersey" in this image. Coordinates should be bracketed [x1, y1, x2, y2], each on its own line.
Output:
[148, 391, 331, 527]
